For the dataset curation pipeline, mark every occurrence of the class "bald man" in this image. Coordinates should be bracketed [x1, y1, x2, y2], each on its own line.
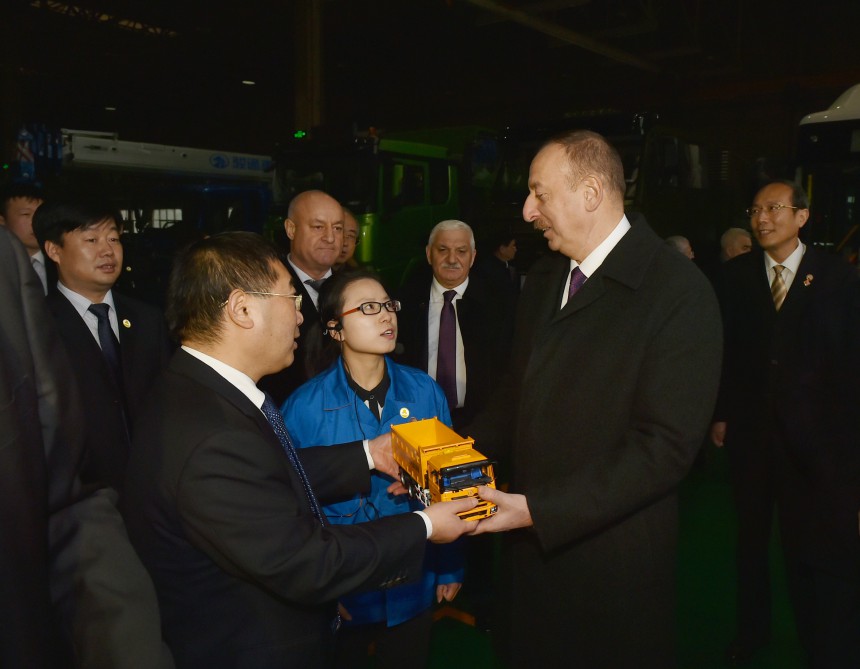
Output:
[260, 190, 344, 403]
[720, 227, 752, 262]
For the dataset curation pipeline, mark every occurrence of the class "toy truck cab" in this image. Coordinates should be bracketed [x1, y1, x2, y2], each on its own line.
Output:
[391, 418, 497, 521]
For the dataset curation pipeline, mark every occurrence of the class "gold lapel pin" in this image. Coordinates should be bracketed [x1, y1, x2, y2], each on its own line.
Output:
[122, 319, 132, 328]
[803, 274, 813, 287]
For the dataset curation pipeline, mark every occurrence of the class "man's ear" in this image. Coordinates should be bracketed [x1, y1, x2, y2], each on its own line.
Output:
[44, 239, 61, 264]
[224, 289, 255, 330]
[581, 175, 604, 213]
[796, 208, 810, 229]
[425, 245, 432, 265]
[285, 218, 296, 241]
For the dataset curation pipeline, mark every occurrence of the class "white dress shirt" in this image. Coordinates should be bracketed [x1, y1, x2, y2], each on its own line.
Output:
[764, 241, 806, 293]
[30, 250, 48, 294]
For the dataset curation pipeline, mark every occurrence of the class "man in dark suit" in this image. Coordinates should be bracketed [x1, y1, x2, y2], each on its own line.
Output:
[396, 220, 509, 431]
[260, 189, 344, 403]
[33, 200, 173, 493]
[467, 130, 723, 667]
[0, 226, 172, 668]
[123, 231, 477, 669]
[0, 182, 54, 293]
[711, 179, 860, 667]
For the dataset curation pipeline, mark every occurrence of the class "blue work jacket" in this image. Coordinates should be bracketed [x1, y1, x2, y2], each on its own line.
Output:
[281, 356, 464, 627]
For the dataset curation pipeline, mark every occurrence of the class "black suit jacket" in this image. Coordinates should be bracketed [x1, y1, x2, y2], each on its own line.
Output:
[714, 247, 860, 566]
[0, 228, 172, 668]
[124, 350, 428, 669]
[395, 267, 509, 429]
[259, 260, 323, 404]
[45, 290, 172, 492]
[470, 220, 723, 666]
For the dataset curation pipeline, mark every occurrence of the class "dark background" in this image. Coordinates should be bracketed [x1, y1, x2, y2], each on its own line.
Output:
[2, 0, 859, 166]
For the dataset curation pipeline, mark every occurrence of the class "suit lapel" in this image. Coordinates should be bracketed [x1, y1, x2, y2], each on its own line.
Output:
[171, 350, 275, 440]
[778, 247, 819, 319]
[549, 221, 657, 324]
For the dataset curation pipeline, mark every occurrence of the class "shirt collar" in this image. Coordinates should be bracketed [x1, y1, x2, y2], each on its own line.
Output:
[431, 275, 469, 300]
[287, 255, 332, 286]
[181, 345, 265, 409]
[764, 241, 805, 276]
[569, 214, 631, 278]
[57, 282, 116, 318]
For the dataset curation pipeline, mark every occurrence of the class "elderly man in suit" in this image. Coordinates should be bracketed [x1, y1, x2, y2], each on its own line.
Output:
[123, 231, 476, 669]
[711, 180, 860, 667]
[0, 226, 172, 668]
[467, 130, 723, 667]
[260, 189, 344, 403]
[396, 219, 508, 430]
[33, 200, 173, 493]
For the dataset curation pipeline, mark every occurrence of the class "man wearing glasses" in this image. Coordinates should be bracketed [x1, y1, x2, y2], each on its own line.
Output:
[123, 232, 477, 669]
[711, 179, 860, 666]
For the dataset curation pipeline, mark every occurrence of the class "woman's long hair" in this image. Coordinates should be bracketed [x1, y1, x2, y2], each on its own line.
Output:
[305, 268, 392, 378]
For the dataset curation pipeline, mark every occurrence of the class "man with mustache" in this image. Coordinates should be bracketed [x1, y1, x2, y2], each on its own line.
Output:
[396, 219, 509, 431]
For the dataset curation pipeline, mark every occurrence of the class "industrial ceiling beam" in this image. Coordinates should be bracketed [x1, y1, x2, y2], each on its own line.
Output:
[463, 0, 661, 73]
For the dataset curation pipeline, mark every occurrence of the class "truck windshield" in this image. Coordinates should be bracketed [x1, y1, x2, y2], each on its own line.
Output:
[441, 462, 493, 491]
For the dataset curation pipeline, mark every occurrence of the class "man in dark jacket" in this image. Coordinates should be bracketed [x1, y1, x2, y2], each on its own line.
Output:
[468, 130, 723, 667]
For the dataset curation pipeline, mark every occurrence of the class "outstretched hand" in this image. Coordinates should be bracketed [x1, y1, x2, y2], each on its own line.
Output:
[468, 486, 533, 535]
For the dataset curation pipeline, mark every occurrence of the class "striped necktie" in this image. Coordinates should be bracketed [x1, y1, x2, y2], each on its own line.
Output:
[771, 265, 787, 311]
[260, 394, 327, 525]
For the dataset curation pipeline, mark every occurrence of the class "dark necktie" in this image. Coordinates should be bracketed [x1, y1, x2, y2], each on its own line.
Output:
[260, 393, 327, 525]
[88, 303, 123, 388]
[305, 277, 326, 293]
[436, 290, 458, 410]
[568, 266, 587, 300]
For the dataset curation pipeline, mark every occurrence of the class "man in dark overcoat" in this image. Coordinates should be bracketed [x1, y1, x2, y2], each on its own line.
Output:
[469, 130, 723, 667]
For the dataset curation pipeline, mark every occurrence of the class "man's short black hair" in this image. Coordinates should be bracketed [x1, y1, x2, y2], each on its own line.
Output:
[32, 200, 123, 252]
[0, 182, 44, 217]
[166, 231, 282, 345]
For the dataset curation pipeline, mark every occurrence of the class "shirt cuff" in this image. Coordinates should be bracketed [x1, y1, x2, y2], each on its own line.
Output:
[413, 510, 433, 539]
[362, 439, 374, 469]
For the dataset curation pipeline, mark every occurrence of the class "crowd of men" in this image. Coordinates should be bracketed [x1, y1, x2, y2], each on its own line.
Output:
[1, 128, 857, 669]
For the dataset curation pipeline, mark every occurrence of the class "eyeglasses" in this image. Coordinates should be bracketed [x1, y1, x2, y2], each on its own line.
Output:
[745, 204, 799, 217]
[220, 291, 303, 310]
[339, 300, 401, 318]
[344, 232, 360, 245]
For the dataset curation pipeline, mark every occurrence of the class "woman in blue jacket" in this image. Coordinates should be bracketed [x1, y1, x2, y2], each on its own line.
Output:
[281, 269, 463, 669]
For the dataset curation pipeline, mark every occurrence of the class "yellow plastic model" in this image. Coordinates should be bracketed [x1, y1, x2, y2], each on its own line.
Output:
[390, 418, 497, 521]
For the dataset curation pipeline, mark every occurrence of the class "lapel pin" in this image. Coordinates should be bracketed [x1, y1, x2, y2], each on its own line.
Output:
[122, 319, 132, 328]
[803, 274, 813, 287]
[399, 407, 410, 419]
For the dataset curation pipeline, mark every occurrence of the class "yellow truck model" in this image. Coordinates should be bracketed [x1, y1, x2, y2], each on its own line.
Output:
[391, 418, 497, 521]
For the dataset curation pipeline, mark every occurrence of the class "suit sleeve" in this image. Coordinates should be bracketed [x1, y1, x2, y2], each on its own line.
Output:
[176, 429, 427, 605]
[3, 230, 173, 668]
[529, 276, 723, 552]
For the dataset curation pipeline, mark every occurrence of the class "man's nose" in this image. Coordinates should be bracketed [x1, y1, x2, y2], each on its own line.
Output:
[523, 194, 538, 222]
